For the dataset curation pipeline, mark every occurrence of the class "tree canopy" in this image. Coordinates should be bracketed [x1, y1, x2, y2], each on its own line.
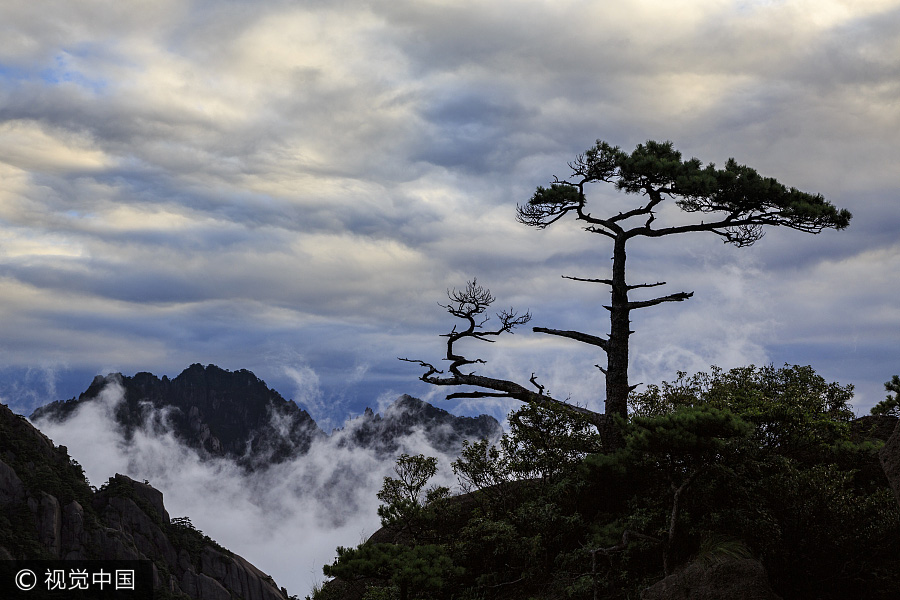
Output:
[316, 365, 900, 600]
[518, 140, 851, 246]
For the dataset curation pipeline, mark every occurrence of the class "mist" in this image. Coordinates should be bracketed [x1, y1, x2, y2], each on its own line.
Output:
[31, 379, 466, 598]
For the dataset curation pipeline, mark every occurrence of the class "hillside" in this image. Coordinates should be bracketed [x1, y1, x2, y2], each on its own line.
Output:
[0, 401, 289, 600]
[316, 365, 900, 600]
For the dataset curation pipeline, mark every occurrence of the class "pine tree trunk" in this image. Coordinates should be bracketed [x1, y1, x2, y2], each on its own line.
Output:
[604, 236, 630, 450]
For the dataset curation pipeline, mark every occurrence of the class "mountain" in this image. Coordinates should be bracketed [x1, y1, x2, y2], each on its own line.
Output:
[0, 401, 289, 600]
[31, 364, 324, 468]
[339, 395, 503, 456]
[30, 364, 501, 468]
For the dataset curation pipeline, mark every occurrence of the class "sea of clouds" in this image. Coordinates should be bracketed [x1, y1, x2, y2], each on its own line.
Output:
[31, 378, 466, 598]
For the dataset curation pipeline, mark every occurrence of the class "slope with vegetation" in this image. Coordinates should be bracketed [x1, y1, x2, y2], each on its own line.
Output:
[317, 365, 900, 600]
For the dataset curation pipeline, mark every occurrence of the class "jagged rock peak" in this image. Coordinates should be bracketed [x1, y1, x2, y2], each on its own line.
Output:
[31, 364, 325, 467]
[29, 365, 503, 465]
[341, 394, 502, 456]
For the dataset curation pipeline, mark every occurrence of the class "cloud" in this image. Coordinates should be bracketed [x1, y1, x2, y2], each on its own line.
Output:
[32, 379, 465, 598]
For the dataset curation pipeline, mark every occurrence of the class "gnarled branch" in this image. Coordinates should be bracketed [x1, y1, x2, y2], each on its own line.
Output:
[401, 280, 606, 430]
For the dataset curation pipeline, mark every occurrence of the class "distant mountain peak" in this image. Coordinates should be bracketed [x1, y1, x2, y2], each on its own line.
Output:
[30, 364, 502, 467]
[339, 393, 502, 456]
[31, 364, 324, 468]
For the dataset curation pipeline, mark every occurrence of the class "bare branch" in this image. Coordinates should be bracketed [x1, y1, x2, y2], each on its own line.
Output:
[533, 327, 609, 351]
[627, 281, 666, 290]
[398, 358, 444, 381]
[529, 373, 545, 395]
[606, 188, 665, 224]
[627, 291, 694, 311]
[562, 275, 614, 286]
[399, 280, 609, 427]
[584, 225, 618, 239]
[446, 391, 515, 400]
[414, 369, 606, 427]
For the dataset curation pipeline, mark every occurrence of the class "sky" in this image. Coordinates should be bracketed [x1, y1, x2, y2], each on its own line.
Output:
[2, 0, 900, 424]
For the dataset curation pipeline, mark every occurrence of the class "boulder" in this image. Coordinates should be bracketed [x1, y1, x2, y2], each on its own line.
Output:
[127, 476, 170, 524]
[60, 500, 87, 559]
[200, 547, 286, 600]
[35, 491, 62, 558]
[641, 558, 782, 600]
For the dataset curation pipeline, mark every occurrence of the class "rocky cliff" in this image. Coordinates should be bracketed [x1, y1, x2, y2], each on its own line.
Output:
[340, 394, 502, 455]
[30, 364, 502, 466]
[31, 364, 325, 468]
[0, 402, 289, 600]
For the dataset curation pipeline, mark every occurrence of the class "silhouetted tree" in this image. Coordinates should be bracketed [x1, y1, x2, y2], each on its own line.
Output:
[406, 141, 852, 449]
[870, 375, 900, 417]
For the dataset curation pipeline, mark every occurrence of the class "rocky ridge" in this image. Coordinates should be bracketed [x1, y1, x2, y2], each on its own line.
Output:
[0, 401, 288, 600]
[30, 364, 502, 467]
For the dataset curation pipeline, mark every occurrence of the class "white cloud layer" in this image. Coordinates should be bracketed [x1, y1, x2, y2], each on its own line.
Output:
[32, 379, 463, 598]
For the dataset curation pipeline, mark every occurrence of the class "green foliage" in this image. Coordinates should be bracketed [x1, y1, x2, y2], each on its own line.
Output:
[362, 585, 400, 600]
[694, 534, 752, 567]
[167, 515, 232, 564]
[504, 403, 601, 481]
[627, 405, 752, 456]
[325, 368, 900, 600]
[630, 364, 856, 459]
[323, 543, 461, 600]
[521, 140, 851, 243]
[453, 403, 599, 494]
[529, 140, 852, 232]
[870, 375, 900, 417]
[377, 453, 451, 540]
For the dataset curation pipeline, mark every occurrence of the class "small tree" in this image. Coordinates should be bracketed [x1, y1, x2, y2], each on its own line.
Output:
[405, 140, 851, 448]
[377, 453, 449, 542]
[323, 454, 459, 600]
[870, 375, 900, 417]
[323, 543, 460, 600]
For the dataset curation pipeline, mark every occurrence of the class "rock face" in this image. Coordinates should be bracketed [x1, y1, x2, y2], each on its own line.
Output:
[31, 364, 325, 467]
[641, 558, 782, 600]
[340, 394, 503, 455]
[30, 365, 502, 466]
[881, 419, 900, 508]
[0, 402, 287, 600]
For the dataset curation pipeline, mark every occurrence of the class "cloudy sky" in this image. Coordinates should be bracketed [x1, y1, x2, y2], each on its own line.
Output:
[2, 0, 899, 422]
